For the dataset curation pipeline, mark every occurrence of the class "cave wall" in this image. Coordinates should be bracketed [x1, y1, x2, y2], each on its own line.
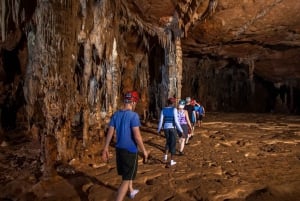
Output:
[182, 56, 300, 113]
[0, 0, 174, 176]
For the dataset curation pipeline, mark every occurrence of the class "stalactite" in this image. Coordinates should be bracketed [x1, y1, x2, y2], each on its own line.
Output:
[160, 63, 169, 106]
[1, 0, 6, 41]
[88, 76, 98, 106]
[79, 0, 87, 33]
[86, 0, 117, 120]
[82, 38, 92, 147]
[120, 1, 168, 49]
[111, 38, 119, 112]
[176, 0, 217, 37]
[199, 0, 218, 21]
[238, 57, 256, 94]
[175, 38, 183, 100]
[165, 29, 177, 99]
[248, 59, 255, 94]
[12, 0, 20, 27]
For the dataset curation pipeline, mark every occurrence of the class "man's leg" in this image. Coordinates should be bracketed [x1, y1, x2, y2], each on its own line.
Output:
[116, 180, 130, 201]
[128, 180, 139, 199]
[129, 180, 133, 192]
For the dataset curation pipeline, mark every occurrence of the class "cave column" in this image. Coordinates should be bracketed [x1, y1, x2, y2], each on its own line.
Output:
[32, 1, 80, 177]
[82, 39, 92, 147]
[106, 38, 119, 116]
[165, 30, 182, 100]
[175, 38, 183, 100]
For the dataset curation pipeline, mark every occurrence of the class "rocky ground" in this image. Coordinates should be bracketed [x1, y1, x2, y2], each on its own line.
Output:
[0, 113, 300, 201]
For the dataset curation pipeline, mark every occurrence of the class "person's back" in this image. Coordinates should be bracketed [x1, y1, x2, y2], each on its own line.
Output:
[102, 91, 148, 201]
[177, 99, 192, 155]
[184, 98, 196, 124]
[111, 109, 139, 152]
[178, 110, 188, 125]
[157, 97, 183, 167]
[184, 97, 196, 139]
[184, 104, 195, 123]
[162, 107, 175, 128]
[198, 105, 205, 115]
[195, 101, 205, 127]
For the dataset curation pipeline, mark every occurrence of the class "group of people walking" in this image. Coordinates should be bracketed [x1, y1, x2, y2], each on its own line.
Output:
[157, 96, 205, 167]
[101, 91, 205, 200]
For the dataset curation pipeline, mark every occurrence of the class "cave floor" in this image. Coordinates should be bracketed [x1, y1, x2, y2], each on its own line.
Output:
[0, 113, 300, 201]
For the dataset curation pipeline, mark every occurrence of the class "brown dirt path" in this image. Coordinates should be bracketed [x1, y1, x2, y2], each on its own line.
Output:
[0, 113, 300, 201]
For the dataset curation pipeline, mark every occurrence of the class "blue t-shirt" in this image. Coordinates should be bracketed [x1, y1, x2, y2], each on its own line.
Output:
[109, 110, 141, 153]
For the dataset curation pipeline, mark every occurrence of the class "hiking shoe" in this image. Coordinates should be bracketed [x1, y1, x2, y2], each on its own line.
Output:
[129, 189, 139, 199]
[170, 160, 176, 166]
[179, 151, 184, 156]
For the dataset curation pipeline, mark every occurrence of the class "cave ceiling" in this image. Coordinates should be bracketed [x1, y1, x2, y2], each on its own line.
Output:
[125, 0, 300, 82]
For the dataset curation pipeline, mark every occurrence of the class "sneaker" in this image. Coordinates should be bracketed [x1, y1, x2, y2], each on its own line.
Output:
[170, 160, 176, 166]
[163, 154, 168, 162]
[179, 151, 184, 156]
[129, 189, 139, 199]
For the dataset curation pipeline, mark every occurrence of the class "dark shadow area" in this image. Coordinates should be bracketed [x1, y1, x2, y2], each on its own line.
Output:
[58, 167, 118, 201]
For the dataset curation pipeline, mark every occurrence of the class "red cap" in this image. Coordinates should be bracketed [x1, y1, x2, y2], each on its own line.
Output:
[124, 91, 139, 103]
[167, 97, 176, 104]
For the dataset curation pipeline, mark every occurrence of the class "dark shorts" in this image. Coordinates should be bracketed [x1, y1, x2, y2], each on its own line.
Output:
[116, 148, 138, 180]
[178, 124, 188, 138]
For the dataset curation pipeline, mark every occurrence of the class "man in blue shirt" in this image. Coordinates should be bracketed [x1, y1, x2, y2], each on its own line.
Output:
[102, 91, 148, 200]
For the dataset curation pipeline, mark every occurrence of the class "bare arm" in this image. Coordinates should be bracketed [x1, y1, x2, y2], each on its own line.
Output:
[101, 126, 114, 162]
[132, 127, 148, 159]
[185, 110, 192, 129]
